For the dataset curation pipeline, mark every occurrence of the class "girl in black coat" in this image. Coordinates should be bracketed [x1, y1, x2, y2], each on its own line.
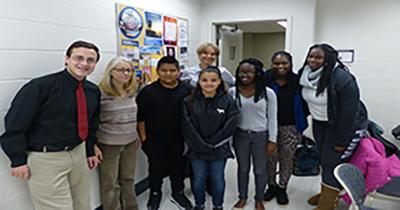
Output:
[298, 43, 368, 210]
[182, 66, 239, 210]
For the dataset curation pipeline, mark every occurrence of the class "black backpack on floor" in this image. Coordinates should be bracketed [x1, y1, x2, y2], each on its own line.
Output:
[293, 135, 321, 176]
[368, 120, 400, 158]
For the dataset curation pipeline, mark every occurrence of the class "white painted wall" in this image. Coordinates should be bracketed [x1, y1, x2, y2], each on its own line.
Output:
[243, 32, 285, 68]
[2, 0, 400, 209]
[200, 0, 317, 70]
[314, 0, 400, 146]
[0, 0, 201, 209]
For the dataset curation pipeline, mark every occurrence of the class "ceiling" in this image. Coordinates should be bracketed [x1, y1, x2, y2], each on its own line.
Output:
[218, 20, 286, 33]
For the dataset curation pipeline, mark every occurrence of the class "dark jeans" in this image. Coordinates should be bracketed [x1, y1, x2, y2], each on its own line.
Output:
[142, 139, 185, 194]
[191, 159, 227, 207]
[233, 130, 268, 201]
[312, 120, 345, 188]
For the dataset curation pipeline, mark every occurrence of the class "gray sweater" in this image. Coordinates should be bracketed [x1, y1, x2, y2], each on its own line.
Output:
[228, 87, 278, 142]
[96, 92, 138, 145]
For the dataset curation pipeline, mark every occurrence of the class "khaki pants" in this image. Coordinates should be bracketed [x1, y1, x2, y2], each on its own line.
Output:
[27, 143, 90, 210]
[98, 141, 138, 210]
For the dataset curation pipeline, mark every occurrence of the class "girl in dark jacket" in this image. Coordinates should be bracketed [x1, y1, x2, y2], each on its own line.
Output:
[298, 43, 368, 210]
[182, 66, 239, 210]
[264, 51, 308, 205]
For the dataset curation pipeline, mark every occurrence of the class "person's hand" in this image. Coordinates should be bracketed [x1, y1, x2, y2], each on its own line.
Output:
[134, 139, 141, 149]
[87, 156, 101, 170]
[334, 146, 346, 153]
[265, 142, 277, 155]
[11, 164, 30, 180]
[94, 145, 103, 162]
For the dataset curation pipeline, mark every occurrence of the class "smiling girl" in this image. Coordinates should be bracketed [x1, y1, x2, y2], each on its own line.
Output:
[299, 44, 368, 210]
[229, 58, 277, 210]
[264, 51, 308, 205]
[182, 66, 239, 210]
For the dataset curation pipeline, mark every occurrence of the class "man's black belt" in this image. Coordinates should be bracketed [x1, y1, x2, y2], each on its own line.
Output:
[28, 143, 82, 152]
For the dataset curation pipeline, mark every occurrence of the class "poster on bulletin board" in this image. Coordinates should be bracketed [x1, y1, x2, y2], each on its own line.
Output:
[115, 3, 189, 83]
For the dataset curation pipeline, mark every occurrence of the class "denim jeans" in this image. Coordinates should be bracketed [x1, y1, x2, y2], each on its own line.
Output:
[191, 159, 227, 207]
[233, 130, 268, 201]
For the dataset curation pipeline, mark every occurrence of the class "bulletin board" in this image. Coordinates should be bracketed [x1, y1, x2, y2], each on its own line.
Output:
[115, 3, 189, 83]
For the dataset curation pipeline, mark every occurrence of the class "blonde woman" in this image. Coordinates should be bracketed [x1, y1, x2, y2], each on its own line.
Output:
[180, 42, 235, 87]
[96, 56, 139, 210]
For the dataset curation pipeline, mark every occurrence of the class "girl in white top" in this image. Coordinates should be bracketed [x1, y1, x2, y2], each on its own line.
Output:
[228, 58, 277, 210]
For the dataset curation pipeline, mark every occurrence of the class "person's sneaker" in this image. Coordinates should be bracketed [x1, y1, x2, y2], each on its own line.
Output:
[170, 191, 193, 210]
[147, 191, 162, 210]
[213, 206, 223, 210]
[232, 198, 246, 210]
[264, 185, 277, 201]
[276, 186, 289, 205]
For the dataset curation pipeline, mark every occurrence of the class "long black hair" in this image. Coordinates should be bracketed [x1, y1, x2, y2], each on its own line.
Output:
[300, 43, 347, 96]
[234, 58, 266, 106]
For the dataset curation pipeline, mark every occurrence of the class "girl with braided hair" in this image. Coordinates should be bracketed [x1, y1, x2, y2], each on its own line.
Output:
[264, 51, 308, 205]
[299, 44, 368, 210]
[228, 58, 278, 210]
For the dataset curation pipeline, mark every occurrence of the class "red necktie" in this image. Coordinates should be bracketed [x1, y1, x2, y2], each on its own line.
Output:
[76, 82, 88, 141]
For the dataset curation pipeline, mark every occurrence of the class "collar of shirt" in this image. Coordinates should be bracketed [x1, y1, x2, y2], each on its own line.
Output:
[63, 68, 88, 88]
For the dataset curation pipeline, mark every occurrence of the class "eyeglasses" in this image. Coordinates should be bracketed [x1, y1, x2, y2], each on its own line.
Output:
[71, 55, 97, 65]
[237, 72, 256, 77]
[113, 68, 134, 74]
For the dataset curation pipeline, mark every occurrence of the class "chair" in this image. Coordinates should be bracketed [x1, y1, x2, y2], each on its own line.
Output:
[365, 176, 400, 206]
[334, 163, 378, 210]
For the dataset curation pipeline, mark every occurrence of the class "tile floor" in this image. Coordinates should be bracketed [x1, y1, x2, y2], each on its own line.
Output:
[136, 159, 355, 210]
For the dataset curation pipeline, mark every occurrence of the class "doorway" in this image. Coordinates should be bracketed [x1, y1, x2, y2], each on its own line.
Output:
[214, 19, 289, 73]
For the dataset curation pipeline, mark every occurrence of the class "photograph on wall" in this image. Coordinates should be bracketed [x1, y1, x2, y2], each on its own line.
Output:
[145, 11, 162, 38]
[117, 6, 144, 39]
[115, 3, 145, 60]
[144, 37, 163, 46]
[179, 47, 188, 61]
[165, 46, 177, 58]
[163, 16, 178, 46]
[140, 46, 163, 82]
[144, 11, 163, 46]
[178, 18, 188, 47]
[120, 40, 140, 61]
[338, 49, 355, 63]
[139, 51, 162, 83]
